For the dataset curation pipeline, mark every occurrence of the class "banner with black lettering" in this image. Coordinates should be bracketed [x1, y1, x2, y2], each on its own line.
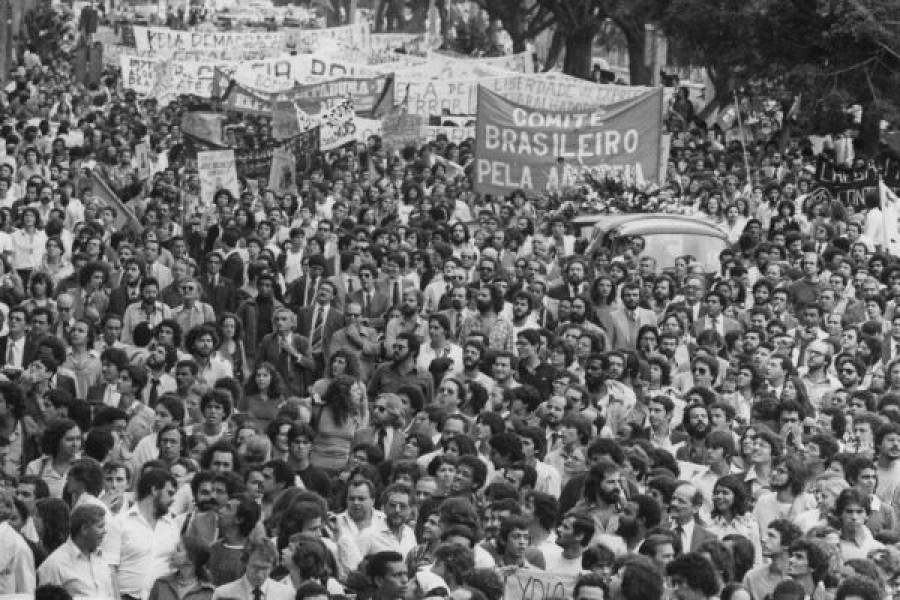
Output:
[504, 569, 576, 600]
[474, 85, 664, 195]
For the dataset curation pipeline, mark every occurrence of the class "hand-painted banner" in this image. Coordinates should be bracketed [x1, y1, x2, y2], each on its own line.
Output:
[218, 72, 394, 118]
[230, 54, 380, 90]
[381, 113, 427, 150]
[428, 50, 535, 74]
[398, 73, 650, 117]
[182, 112, 227, 146]
[426, 126, 475, 144]
[235, 127, 321, 179]
[282, 22, 370, 53]
[319, 98, 357, 151]
[475, 85, 663, 195]
[120, 55, 157, 95]
[121, 55, 232, 101]
[133, 27, 284, 59]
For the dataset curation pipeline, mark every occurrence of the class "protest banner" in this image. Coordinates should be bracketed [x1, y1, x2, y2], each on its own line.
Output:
[474, 85, 664, 195]
[230, 54, 380, 91]
[90, 171, 143, 234]
[182, 112, 227, 146]
[319, 98, 357, 151]
[134, 142, 152, 180]
[234, 127, 321, 179]
[355, 117, 383, 142]
[503, 569, 576, 600]
[429, 50, 534, 73]
[198, 150, 240, 203]
[269, 146, 298, 195]
[399, 73, 650, 117]
[120, 55, 157, 95]
[132, 26, 284, 59]
[282, 21, 369, 53]
[381, 113, 427, 150]
[425, 126, 475, 144]
[272, 101, 315, 140]
[291, 74, 395, 117]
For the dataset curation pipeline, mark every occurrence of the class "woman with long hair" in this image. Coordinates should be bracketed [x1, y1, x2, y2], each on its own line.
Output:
[36, 236, 72, 286]
[590, 275, 618, 323]
[239, 362, 286, 431]
[309, 375, 368, 475]
[309, 350, 361, 399]
[148, 536, 214, 600]
[707, 474, 762, 563]
[25, 418, 81, 498]
[215, 313, 248, 384]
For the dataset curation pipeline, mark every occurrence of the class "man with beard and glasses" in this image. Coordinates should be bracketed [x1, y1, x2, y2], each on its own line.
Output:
[675, 403, 712, 465]
[384, 286, 428, 350]
[368, 332, 434, 402]
[669, 482, 716, 553]
[549, 259, 589, 301]
[107, 468, 180, 600]
[752, 455, 813, 540]
[605, 282, 657, 350]
[583, 354, 637, 429]
[121, 277, 173, 345]
[613, 494, 662, 554]
[186, 324, 233, 386]
[459, 285, 514, 352]
[439, 282, 473, 342]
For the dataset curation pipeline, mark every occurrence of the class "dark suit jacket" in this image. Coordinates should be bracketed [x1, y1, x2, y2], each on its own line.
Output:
[353, 426, 406, 461]
[286, 276, 323, 309]
[201, 277, 239, 316]
[296, 305, 344, 352]
[548, 282, 589, 301]
[256, 332, 315, 396]
[691, 315, 743, 338]
[687, 522, 718, 552]
[108, 285, 140, 318]
[221, 250, 245, 289]
[0, 335, 36, 370]
[349, 289, 392, 329]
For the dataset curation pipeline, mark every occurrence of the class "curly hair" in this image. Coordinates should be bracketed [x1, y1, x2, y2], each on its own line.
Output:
[667, 552, 720, 597]
[321, 374, 356, 427]
[41, 418, 79, 457]
[244, 362, 286, 399]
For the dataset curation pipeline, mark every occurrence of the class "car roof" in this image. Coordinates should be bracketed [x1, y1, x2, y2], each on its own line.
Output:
[609, 218, 729, 240]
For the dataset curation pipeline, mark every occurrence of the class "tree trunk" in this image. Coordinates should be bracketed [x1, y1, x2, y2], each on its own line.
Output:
[542, 27, 564, 71]
[503, 16, 527, 53]
[562, 27, 596, 80]
[624, 28, 651, 86]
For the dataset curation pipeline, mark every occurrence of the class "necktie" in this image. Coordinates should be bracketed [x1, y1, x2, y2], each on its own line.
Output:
[148, 379, 160, 405]
[392, 280, 400, 306]
[377, 427, 387, 452]
[311, 306, 324, 348]
[363, 292, 371, 317]
[5, 340, 13, 367]
[253, 589, 263, 600]
[308, 277, 318, 305]
[347, 276, 355, 293]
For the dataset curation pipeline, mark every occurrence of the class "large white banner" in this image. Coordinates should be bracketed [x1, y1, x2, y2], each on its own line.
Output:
[121, 55, 231, 101]
[198, 150, 239, 203]
[133, 27, 284, 59]
[282, 22, 370, 53]
[398, 73, 651, 116]
[230, 54, 380, 90]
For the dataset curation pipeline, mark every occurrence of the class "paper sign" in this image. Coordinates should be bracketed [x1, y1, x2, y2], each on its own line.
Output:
[269, 146, 298, 195]
[503, 569, 576, 600]
[319, 98, 357, 151]
[381, 112, 426, 150]
[134, 142, 152, 180]
[198, 150, 239, 203]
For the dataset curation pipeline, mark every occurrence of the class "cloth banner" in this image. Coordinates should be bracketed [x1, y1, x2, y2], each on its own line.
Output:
[181, 112, 227, 146]
[282, 22, 369, 53]
[474, 85, 664, 195]
[230, 54, 380, 91]
[503, 569, 576, 600]
[814, 156, 877, 190]
[120, 55, 157, 95]
[234, 127, 321, 179]
[90, 172, 143, 233]
[198, 150, 240, 203]
[428, 50, 535, 73]
[121, 55, 230, 101]
[319, 98, 357, 151]
[132, 26, 284, 59]
[399, 73, 650, 117]
[426, 126, 475, 144]
[272, 101, 316, 140]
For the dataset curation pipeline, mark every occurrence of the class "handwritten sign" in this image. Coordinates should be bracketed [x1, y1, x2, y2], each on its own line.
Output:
[319, 98, 357, 151]
[381, 113, 426, 150]
[504, 569, 576, 600]
[198, 150, 239, 203]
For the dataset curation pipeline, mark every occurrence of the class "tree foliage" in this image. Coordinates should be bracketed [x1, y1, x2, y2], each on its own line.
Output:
[469, 0, 555, 53]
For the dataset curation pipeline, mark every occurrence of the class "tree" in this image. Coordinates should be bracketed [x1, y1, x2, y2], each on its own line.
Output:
[536, 0, 668, 83]
[471, 0, 555, 53]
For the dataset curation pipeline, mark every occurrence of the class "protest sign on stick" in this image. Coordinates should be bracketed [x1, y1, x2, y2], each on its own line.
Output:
[198, 150, 239, 203]
[503, 569, 576, 600]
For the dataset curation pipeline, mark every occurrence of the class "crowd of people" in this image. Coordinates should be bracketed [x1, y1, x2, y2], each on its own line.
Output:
[1, 4, 900, 600]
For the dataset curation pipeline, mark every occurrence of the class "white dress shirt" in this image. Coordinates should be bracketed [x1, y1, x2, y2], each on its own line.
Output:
[105, 504, 180, 598]
[37, 538, 116, 598]
[0, 520, 35, 594]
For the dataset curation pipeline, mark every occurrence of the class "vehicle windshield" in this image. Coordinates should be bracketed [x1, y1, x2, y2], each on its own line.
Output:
[609, 232, 727, 271]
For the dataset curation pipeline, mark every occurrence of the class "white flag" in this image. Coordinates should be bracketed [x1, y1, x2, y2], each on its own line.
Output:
[879, 178, 900, 250]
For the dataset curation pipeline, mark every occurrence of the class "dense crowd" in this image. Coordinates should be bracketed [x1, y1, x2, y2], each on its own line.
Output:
[1, 5, 900, 600]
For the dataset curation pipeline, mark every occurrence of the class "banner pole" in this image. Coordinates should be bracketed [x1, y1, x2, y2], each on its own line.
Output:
[733, 91, 753, 192]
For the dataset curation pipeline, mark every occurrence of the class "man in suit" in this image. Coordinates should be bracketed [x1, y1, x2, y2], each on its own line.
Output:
[201, 252, 239, 316]
[286, 254, 327, 310]
[605, 282, 658, 350]
[296, 280, 344, 378]
[438, 283, 474, 343]
[353, 393, 407, 460]
[670, 482, 717, 552]
[349, 263, 391, 330]
[669, 274, 707, 324]
[548, 259, 590, 301]
[325, 302, 382, 381]
[691, 291, 742, 339]
[0, 306, 33, 377]
[331, 251, 361, 312]
[256, 307, 316, 398]
[219, 227, 246, 289]
[213, 533, 294, 600]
